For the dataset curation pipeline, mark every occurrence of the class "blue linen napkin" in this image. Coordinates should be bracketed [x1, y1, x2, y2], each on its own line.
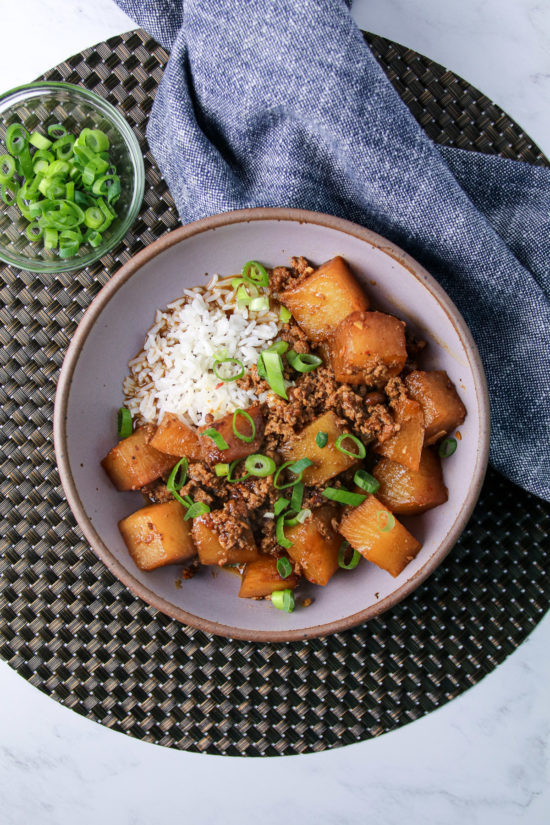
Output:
[116, 0, 550, 502]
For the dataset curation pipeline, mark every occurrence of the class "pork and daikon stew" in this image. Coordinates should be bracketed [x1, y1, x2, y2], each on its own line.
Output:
[102, 256, 466, 613]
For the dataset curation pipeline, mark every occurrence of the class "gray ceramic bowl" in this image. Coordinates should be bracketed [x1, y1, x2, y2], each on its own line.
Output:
[54, 208, 490, 641]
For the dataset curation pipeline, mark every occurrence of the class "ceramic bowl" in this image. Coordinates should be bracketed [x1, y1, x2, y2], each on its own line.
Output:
[54, 208, 490, 641]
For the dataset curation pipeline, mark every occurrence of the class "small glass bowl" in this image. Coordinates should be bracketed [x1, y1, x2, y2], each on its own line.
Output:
[0, 82, 145, 273]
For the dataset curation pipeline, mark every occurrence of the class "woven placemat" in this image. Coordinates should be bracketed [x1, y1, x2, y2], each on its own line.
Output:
[0, 29, 548, 756]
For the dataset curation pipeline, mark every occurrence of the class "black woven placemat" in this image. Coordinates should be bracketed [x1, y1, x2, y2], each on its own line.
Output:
[0, 29, 548, 756]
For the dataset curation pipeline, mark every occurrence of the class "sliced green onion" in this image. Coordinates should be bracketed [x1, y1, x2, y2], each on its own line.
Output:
[439, 437, 458, 458]
[84, 229, 102, 247]
[288, 458, 314, 474]
[376, 510, 395, 533]
[200, 428, 229, 451]
[43, 227, 58, 250]
[213, 357, 245, 382]
[226, 458, 251, 484]
[85, 206, 104, 229]
[262, 351, 288, 400]
[273, 458, 313, 490]
[47, 124, 68, 139]
[286, 350, 323, 373]
[274, 497, 290, 516]
[117, 406, 132, 438]
[276, 558, 293, 579]
[29, 131, 52, 150]
[338, 541, 361, 570]
[316, 431, 328, 448]
[267, 340, 289, 355]
[271, 589, 295, 612]
[285, 508, 311, 527]
[6, 123, 28, 155]
[215, 462, 229, 477]
[25, 221, 43, 242]
[279, 305, 292, 323]
[184, 501, 211, 521]
[1, 181, 19, 205]
[0, 154, 16, 183]
[53, 134, 75, 160]
[354, 469, 380, 494]
[249, 296, 270, 312]
[244, 454, 276, 477]
[335, 433, 366, 459]
[85, 129, 110, 153]
[232, 409, 256, 443]
[58, 229, 82, 258]
[91, 173, 118, 196]
[322, 487, 366, 506]
[290, 481, 304, 512]
[167, 457, 189, 492]
[65, 181, 75, 201]
[242, 260, 269, 287]
[275, 514, 293, 549]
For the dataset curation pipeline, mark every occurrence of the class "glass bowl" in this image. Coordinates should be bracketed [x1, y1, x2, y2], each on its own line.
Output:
[0, 82, 145, 273]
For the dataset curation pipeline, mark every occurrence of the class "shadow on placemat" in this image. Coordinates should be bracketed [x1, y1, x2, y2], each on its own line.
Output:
[0, 30, 548, 756]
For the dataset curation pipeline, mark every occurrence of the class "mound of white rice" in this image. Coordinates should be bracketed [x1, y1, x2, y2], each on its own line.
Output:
[123, 275, 282, 427]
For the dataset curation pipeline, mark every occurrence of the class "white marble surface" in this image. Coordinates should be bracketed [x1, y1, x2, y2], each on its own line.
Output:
[2, 2, 550, 823]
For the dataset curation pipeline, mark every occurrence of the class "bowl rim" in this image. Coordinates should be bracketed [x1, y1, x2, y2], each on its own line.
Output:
[53, 207, 490, 642]
[0, 81, 145, 273]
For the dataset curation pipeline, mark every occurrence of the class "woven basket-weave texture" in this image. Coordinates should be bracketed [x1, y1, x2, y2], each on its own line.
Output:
[0, 29, 548, 756]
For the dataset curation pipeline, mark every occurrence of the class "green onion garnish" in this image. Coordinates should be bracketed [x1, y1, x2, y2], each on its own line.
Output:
[273, 458, 313, 489]
[315, 431, 328, 448]
[262, 351, 288, 399]
[215, 463, 229, 477]
[322, 487, 366, 506]
[271, 589, 295, 612]
[226, 458, 251, 483]
[439, 436, 458, 458]
[376, 510, 395, 532]
[284, 508, 311, 527]
[249, 296, 270, 312]
[47, 124, 67, 139]
[244, 454, 276, 477]
[257, 341, 289, 381]
[167, 457, 189, 493]
[275, 514, 294, 548]
[1, 121, 121, 258]
[117, 406, 132, 439]
[201, 428, 229, 451]
[276, 557, 293, 579]
[335, 433, 366, 459]
[290, 481, 304, 511]
[242, 260, 269, 287]
[279, 305, 292, 323]
[29, 131, 52, 151]
[212, 357, 245, 382]
[354, 469, 380, 494]
[0, 154, 16, 183]
[266, 341, 290, 355]
[274, 497, 290, 516]
[232, 409, 256, 443]
[338, 541, 361, 570]
[286, 350, 323, 373]
[184, 501, 211, 520]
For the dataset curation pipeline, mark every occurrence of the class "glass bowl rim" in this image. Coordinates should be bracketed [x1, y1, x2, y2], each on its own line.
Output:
[0, 81, 145, 273]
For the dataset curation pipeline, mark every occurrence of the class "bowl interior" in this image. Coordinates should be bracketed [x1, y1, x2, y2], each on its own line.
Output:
[56, 212, 488, 640]
[0, 83, 144, 272]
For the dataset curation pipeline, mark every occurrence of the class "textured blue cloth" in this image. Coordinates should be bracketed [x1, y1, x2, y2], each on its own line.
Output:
[116, 0, 550, 501]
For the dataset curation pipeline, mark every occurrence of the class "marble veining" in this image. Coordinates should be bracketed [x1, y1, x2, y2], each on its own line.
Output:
[1, 1, 550, 823]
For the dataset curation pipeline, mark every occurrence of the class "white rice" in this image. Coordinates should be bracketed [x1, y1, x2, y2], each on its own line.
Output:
[122, 275, 282, 427]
